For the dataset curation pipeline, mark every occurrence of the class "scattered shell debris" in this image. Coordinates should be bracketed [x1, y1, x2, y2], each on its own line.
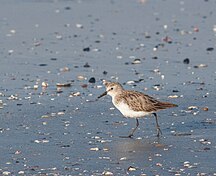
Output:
[69, 92, 81, 97]
[127, 166, 137, 171]
[202, 107, 208, 111]
[194, 64, 208, 68]
[199, 139, 211, 145]
[90, 147, 100, 151]
[42, 82, 49, 87]
[132, 58, 141, 64]
[34, 139, 50, 144]
[0, 100, 6, 109]
[7, 94, 19, 100]
[188, 106, 198, 110]
[102, 171, 114, 176]
[41, 111, 65, 118]
[77, 75, 86, 81]
[59, 67, 70, 72]
[76, 23, 83, 28]
[126, 80, 135, 85]
[0, 0, 215, 175]
[56, 82, 72, 87]
[168, 95, 181, 99]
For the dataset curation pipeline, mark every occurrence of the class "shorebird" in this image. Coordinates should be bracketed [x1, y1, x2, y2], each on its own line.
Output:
[98, 80, 177, 138]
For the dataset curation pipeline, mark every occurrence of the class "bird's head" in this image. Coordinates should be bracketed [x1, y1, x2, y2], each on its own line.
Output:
[98, 80, 123, 98]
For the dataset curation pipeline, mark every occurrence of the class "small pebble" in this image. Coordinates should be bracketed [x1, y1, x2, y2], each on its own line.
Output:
[197, 173, 207, 176]
[76, 23, 83, 28]
[8, 95, 18, 100]
[156, 163, 163, 167]
[173, 132, 192, 136]
[164, 24, 168, 29]
[83, 62, 90, 67]
[83, 47, 90, 52]
[88, 77, 96, 83]
[145, 33, 151, 38]
[206, 47, 214, 51]
[57, 112, 65, 115]
[183, 58, 190, 64]
[103, 71, 108, 75]
[202, 107, 208, 111]
[213, 25, 216, 32]
[41, 115, 49, 118]
[199, 138, 211, 145]
[38, 64, 47, 67]
[163, 36, 172, 43]
[18, 171, 25, 174]
[96, 85, 103, 89]
[193, 27, 199, 32]
[172, 90, 179, 92]
[120, 157, 127, 161]
[152, 56, 158, 59]
[203, 147, 210, 151]
[15, 150, 21, 155]
[50, 57, 57, 61]
[33, 85, 39, 89]
[34, 139, 49, 143]
[81, 84, 88, 88]
[10, 29, 16, 34]
[103, 148, 109, 151]
[64, 6, 71, 10]
[161, 75, 165, 80]
[56, 87, 63, 93]
[8, 49, 14, 54]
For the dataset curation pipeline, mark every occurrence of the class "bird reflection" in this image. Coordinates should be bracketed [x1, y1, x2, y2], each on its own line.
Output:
[110, 137, 166, 162]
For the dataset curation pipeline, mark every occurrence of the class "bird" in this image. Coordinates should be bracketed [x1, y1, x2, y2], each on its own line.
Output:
[98, 80, 178, 138]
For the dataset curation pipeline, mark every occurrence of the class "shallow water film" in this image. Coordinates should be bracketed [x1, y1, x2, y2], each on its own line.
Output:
[0, 0, 216, 175]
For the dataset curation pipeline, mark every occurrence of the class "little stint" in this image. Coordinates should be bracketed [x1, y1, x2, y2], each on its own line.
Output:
[98, 80, 177, 138]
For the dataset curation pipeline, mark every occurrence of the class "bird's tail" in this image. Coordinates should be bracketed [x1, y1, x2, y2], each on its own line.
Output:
[156, 101, 178, 110]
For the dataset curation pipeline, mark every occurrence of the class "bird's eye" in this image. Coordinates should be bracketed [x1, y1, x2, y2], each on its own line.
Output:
[110, 87, 114, 90]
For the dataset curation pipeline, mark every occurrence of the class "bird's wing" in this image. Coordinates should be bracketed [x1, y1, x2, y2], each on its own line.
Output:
[119, 91, 172, 112]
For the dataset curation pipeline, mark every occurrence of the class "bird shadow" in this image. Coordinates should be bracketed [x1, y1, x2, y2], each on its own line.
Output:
[109, 136, 167, 163]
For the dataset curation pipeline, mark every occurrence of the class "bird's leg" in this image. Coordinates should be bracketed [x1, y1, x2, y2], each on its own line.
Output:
[128, 118, 139, 138]
[153, 113, 162, 137]
[119, 118, 139, 138]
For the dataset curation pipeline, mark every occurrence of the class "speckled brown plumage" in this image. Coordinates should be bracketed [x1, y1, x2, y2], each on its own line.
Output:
[114, 90, 177, 113]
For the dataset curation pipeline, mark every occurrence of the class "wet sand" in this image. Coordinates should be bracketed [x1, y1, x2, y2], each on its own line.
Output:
[0, 0, 216, 175]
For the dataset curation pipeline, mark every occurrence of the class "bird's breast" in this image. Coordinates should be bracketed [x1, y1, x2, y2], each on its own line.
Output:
[112, 99, 151, 118]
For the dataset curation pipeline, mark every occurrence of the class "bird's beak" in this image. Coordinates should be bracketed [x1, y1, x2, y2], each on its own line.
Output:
[98, 91, 107, 99]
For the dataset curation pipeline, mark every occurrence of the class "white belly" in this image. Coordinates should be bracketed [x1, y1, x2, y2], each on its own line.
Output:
[113, 101, 151, 118]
